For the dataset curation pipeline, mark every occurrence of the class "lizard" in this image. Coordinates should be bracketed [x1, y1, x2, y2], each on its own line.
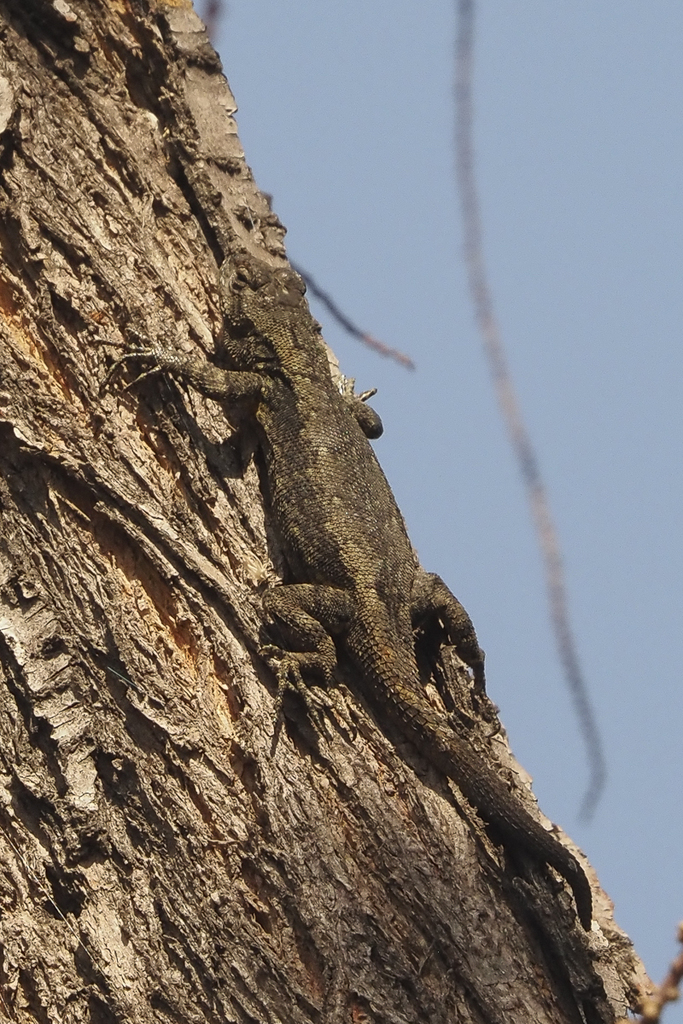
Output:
[107, 251, 592, 930]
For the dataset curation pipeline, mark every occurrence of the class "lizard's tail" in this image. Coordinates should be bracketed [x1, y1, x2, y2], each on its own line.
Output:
[381, 681, 593, 929]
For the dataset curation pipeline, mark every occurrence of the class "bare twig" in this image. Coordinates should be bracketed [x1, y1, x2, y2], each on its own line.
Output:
[292, 262, 416, 371]
[454, 0, 606, 818]
[618, 923, 683, 1023]
[201, 0, 224, 41]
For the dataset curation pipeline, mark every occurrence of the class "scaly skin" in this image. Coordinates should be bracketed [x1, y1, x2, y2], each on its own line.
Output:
[109, 252, 592, 930]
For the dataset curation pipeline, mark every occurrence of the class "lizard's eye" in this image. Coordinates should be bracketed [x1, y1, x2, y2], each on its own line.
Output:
[231, 270, 250, 291]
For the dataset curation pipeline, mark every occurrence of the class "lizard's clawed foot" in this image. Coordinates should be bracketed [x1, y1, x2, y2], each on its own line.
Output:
[260, 645, 332, 736]
[101, 348, 164, 393]
[102, 345, 185, 395]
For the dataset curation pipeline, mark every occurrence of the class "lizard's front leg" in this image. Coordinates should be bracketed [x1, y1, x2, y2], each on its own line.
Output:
[104, 347, 264, 404]
[338, 379, 384, 439]
[262, 583, 355, 721]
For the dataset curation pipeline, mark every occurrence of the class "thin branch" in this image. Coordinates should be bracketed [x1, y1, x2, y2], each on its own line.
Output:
[454, 0, 606, 818]
[198, 3, 413, 372]
[292, 262, 416, 371]
[618, 923, 683, 1023]
[201, 0, 224, 41]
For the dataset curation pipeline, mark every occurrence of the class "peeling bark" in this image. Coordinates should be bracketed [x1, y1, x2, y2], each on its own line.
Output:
[0, 1, 648, 1021]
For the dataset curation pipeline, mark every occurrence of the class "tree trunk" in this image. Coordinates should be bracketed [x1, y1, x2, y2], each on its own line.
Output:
[0, 1, 648, 1021]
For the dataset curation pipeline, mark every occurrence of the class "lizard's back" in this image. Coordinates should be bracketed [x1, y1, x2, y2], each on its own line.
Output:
[265, 375, 417, 614]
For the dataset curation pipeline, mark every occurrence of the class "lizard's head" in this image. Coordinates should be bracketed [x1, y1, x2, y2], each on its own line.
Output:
[221, 254, 308, 326]
[219, 253, 327, 373]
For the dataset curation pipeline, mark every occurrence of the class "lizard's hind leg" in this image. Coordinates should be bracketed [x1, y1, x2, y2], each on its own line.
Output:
[410, 570, 485, 692]
[261, 583, 355, 723]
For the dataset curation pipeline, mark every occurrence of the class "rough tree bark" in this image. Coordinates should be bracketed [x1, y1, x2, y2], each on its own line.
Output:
[0, 1, 650, 1021]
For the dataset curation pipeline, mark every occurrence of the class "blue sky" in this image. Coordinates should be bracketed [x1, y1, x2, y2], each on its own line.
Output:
[215, 1, 683, 990]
